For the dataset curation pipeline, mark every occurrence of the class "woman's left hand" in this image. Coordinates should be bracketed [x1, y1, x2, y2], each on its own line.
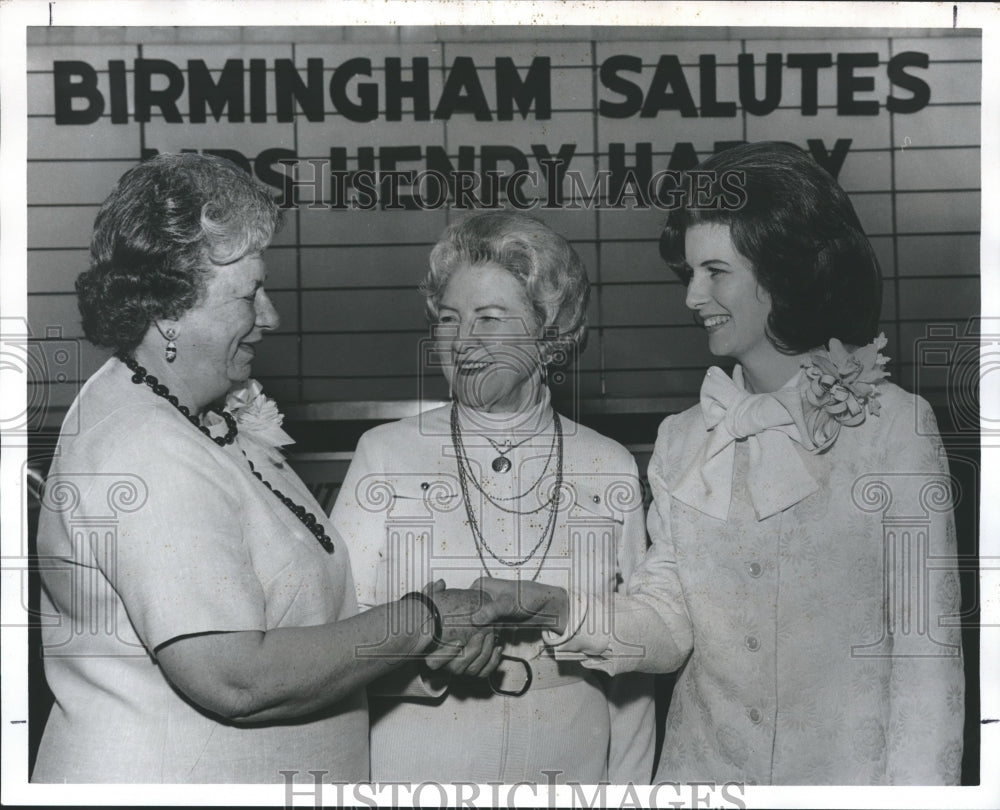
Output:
[420, 580, 504, 676]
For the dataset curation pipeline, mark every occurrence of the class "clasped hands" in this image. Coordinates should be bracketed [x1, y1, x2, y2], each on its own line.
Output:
[414, 578, 569, 678]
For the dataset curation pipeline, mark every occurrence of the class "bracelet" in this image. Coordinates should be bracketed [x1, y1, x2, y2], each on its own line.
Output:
[399, 590, 444, 645]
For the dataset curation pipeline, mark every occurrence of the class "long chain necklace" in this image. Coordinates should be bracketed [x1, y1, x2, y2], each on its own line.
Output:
[451, 402, 563, 579]
[120, 355, 334, 553]
[454, 410, 558, 511]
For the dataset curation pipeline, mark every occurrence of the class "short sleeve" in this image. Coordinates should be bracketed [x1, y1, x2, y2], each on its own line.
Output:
[85, 413, 267, 650]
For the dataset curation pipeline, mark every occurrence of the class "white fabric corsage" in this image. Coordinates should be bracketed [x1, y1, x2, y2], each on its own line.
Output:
[801, 333, 890, 450]
[220, 378, 295, 463]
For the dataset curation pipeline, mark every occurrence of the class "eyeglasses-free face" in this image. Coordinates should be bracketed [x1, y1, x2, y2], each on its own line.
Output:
[683, 223, 776, 370]
[436, 261, 546, 414]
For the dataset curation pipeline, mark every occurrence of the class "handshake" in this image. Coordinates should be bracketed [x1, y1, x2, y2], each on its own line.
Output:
[399, 578, 570, 681]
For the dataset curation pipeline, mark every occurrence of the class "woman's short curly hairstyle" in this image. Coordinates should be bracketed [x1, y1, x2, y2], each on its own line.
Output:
[422, 211, 590, 358]
[659, 141, 882, 353]
[76, 152, 280, 355]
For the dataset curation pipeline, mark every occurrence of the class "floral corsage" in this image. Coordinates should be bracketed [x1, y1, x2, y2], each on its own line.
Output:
[211, 378, 295, 463]
[801, 333, 890, 451]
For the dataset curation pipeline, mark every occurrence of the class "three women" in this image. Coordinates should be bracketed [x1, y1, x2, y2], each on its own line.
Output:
[35, 142, 965, 785]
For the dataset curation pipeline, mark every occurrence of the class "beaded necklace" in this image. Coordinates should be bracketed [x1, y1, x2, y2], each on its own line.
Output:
[120, 355, 334, 553]
[243, 452, 334, 552]
[122, 354, 237, 445]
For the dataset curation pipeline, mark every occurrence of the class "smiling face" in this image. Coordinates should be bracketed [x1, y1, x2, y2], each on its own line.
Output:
[684, 223, 777, 369]
[436, 261, 545, 413]
[169, 252, 279, 407]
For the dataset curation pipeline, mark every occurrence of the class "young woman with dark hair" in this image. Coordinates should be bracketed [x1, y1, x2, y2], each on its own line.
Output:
[480, 142, 965, 785]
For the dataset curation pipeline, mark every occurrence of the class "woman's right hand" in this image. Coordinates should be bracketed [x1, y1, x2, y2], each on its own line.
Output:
[420, 581, 505, 676]
[472, 577, 568, 632]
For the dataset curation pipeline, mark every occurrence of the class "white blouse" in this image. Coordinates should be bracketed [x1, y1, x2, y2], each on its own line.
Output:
[33, 359, 368, 783]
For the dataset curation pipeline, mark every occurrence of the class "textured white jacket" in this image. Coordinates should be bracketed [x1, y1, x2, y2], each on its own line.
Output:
[549, 367, 965, 785]
[331, 393, 657, 784]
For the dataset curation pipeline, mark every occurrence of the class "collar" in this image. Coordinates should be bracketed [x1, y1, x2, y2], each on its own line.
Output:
[672, 365, 819, 522]
[454, 386, 554, 441]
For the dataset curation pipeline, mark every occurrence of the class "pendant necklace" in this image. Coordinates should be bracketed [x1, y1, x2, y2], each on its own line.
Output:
[483, 421, 552, 473]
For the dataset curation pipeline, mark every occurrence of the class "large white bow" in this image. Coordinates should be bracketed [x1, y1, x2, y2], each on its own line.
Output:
[671, 367, 819, 522]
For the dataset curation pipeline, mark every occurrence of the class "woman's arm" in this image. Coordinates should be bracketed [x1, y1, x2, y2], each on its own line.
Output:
[330, 429, 501, 695]
[477, 419, 694, 676]
[882, 398, 965, 784]
[330, 431, 391, 613]
[606, 457, 657, 784]
[156, 585, 499, 723]
[97, 418, 500, 724]
[331, 429, 440, 699]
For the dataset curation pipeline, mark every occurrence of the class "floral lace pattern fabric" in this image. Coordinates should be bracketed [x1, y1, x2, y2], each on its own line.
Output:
[631, 362, 965, 784]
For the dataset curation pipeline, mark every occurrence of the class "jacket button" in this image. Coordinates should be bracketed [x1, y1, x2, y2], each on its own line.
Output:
[745, 635, 760, 652]
[748, 561, 763, 578]
[748, 707, 762, 723]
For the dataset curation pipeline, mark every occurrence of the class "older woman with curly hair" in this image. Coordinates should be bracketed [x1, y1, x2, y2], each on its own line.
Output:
[479, 142, 965, 785]
[331, 211, 656, 784]
[32, 153, 503, 783]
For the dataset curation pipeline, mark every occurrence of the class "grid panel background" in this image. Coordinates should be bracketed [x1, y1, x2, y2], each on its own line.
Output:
[25, 27, 981, 419]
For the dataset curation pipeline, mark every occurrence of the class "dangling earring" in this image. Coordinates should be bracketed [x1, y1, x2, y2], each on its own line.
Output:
[164, 327, 178, 363]
[538, 326, 558, 388]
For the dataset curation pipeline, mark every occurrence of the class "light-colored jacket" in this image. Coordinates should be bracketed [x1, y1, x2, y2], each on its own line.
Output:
[331, 395, 657, 784]
[550, 368, 965, 785]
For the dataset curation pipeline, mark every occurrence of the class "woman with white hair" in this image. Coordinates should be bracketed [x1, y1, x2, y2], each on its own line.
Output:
[332, 211, 656, 784]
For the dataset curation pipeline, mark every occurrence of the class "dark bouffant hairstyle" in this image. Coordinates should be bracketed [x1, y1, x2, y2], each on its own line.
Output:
[422, 211, 590, 357]
[659, 141, 882, 353]
[76, 153, 279, 355]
